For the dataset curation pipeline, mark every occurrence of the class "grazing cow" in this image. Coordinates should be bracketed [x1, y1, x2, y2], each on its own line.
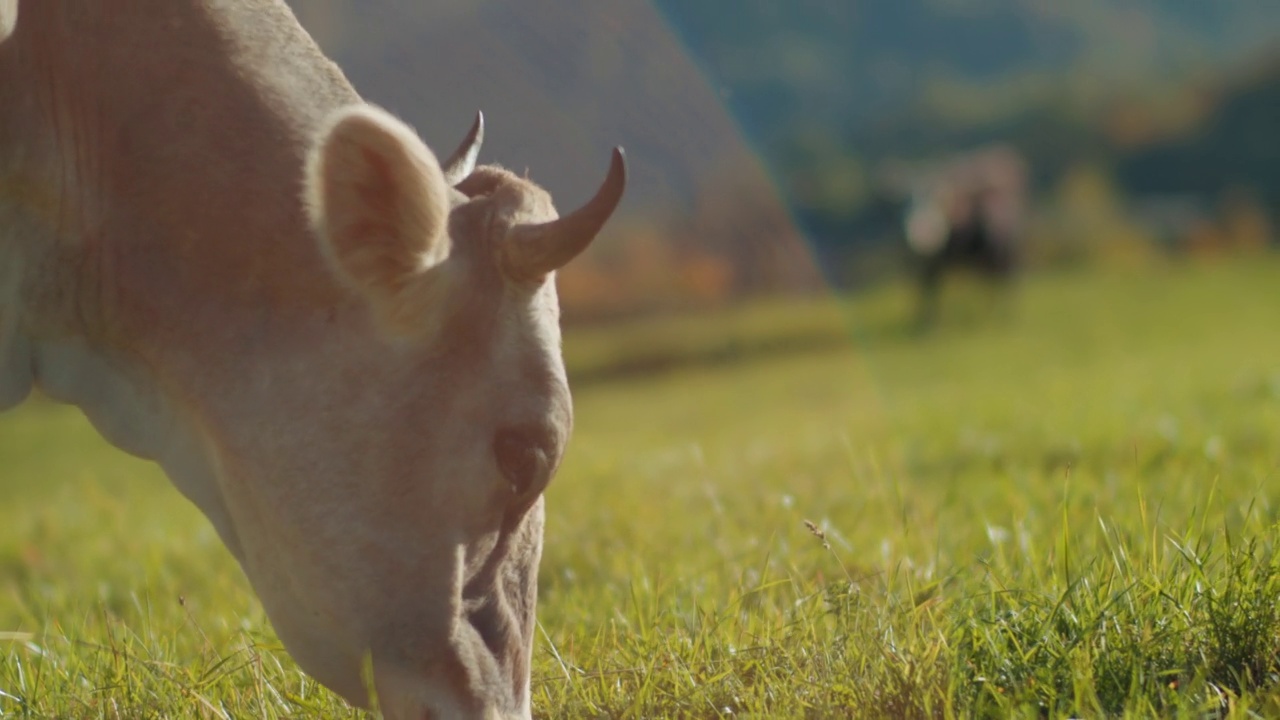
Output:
[892, 145, 1029, 325]
[0, 2, 624, 718]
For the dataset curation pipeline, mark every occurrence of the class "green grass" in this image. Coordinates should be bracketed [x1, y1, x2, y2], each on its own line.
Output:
[4, 257, 1280, 718]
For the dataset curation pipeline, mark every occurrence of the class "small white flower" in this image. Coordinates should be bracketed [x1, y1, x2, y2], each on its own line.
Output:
[986, 524, 1010, 546]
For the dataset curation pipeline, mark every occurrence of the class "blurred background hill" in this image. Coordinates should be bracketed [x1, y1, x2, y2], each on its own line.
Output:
[289, 0, 1279, 320]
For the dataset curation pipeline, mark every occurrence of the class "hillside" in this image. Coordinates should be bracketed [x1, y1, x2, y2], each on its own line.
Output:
[290, 1, 773, 216]
[1117, 56, 1280, 211]
[291, 0, 1278, 201]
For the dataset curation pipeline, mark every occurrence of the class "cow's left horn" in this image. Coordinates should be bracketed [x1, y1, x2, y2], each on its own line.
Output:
[502, 147, 627, 281]
[441, 111, 484, 185]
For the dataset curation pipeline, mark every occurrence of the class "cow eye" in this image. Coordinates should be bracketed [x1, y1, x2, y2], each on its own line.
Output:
[493, 427, 550, 498]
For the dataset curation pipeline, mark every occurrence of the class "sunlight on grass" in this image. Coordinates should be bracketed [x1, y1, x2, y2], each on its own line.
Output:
[3, 258, 1280, 717]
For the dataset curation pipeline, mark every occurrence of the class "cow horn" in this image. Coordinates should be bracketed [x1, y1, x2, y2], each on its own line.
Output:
[502, 147, 627, 281]
[441, 111, 484, 186]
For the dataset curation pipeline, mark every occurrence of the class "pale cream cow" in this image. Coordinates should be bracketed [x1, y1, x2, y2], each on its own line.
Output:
[0, 2, 625, 718]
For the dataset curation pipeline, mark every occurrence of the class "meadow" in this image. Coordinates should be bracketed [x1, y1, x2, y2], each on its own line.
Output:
[3, 257, 1280, 718]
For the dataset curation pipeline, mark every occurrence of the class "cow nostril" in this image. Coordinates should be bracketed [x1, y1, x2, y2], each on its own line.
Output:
[492, 427, 550, 499]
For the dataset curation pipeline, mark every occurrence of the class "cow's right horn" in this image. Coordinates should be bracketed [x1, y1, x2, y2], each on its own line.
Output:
[441, 111, 484, 186]
[501, 148, 627, 282]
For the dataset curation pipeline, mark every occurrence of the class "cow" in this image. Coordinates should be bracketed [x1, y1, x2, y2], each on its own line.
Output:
[0, 2, 625, 719]
[884, 145, 1029, 326]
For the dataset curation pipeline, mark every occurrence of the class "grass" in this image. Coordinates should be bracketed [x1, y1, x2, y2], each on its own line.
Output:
[3, 256, 1280, 718]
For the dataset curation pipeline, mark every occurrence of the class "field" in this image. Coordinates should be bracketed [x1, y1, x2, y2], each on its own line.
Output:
[3, 258, 1280, 718]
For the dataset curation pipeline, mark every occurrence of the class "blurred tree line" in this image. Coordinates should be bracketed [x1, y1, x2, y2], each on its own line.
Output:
[653, 0, 1279, 289]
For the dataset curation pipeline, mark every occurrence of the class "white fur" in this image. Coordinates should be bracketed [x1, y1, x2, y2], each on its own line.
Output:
[905, 197, 949, 256]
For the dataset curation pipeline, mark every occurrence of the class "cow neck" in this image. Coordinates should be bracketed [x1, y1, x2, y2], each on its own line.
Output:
[7, 2, 362, 379]
[0, 2, 365, 557]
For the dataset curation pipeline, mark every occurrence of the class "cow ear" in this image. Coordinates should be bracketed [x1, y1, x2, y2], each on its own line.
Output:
[0, 0, 17, 42]
[305, 105, 451, 330]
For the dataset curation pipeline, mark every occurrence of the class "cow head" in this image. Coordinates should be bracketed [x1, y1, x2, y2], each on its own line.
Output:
[1, 2, 626, 714]
[275, 105, 624, 719]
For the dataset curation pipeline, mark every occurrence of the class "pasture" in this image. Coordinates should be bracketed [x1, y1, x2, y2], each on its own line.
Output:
[3, 257, 1280, 718]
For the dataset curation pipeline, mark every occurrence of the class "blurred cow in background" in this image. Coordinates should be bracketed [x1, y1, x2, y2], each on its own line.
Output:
[883, 145, 1030, 326]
